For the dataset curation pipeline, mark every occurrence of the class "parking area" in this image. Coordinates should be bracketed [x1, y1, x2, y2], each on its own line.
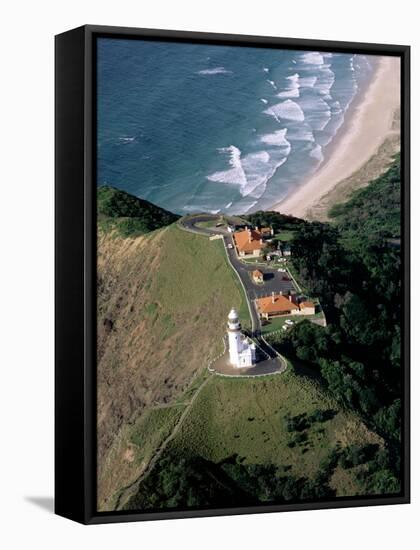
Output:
[245, 268, 296, 300]
[224, 239, 298, 301]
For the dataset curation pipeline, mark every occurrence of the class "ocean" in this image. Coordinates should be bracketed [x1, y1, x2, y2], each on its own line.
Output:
[97, 38, 374, 215]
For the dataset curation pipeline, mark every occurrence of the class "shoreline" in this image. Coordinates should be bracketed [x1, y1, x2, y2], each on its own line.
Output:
[272, 56, 400, 219]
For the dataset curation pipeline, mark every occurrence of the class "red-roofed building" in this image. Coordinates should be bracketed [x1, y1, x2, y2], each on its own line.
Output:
[299, 301, 315, 315]
[252, 269, 264, 283]
[256, 293, 299, 320]
[257, 226, 274, 238]
[256, 294, 316, 320]
[233, 228, 264, 257]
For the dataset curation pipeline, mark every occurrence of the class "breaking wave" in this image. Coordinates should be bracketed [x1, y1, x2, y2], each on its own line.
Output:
[207, 146, 247, 187]
[299, 75, 318, 88]
[264, 99, 305, 122]
[301, 52, 325, 65]
[277, 73, 300, 98]
[206, 142, 291, 201]
[198, 66, 232, 75]
[286, 124, 315, 142]
[260, 128, 291, 152]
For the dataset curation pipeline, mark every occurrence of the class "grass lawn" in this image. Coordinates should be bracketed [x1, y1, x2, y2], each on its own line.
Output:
[261, 312, 325, 335]
[167, 369, 382, 492]
[274, 230, 295, 242]
[240, 257, 266, 265]
[151, 225, 251, 330]
[196, 218, 225, 229]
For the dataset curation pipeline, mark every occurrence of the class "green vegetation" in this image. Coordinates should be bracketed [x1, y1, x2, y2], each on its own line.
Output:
[261, 313, 324, 335]
[240, 258, 268, 265]
[329, 154, 401, 243]
[196, 218, 225, 229]
[99, 161, 403, 511]
[171, 371, 380, 476]
[149, 226, 250, 330]
[97, 221, 251, 509]
[243, 211, 305, 233]
[124, 370, 383, 510]
[97, 185, 179, 237]
[129, 406, 185, 466]
[266, 157, 402, 493]
[123, 451, 253, 510]
[274, 230, 295, 242]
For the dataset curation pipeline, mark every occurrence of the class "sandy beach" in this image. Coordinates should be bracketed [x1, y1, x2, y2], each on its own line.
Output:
[273, 56, 401, 219]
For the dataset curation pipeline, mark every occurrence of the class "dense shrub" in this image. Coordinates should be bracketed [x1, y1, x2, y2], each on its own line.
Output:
[97, 185, 179, 237]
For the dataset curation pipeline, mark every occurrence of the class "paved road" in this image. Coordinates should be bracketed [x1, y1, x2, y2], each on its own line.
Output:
[180, 214, 297, 359]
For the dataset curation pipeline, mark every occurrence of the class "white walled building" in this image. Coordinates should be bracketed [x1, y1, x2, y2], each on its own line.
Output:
[227, 308, 256, 368]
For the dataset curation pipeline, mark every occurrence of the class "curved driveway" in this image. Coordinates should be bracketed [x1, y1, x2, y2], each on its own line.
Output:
[179, 214, 296, 361]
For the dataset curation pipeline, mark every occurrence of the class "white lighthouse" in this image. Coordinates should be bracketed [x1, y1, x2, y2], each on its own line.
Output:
[227, 308, 256, 368]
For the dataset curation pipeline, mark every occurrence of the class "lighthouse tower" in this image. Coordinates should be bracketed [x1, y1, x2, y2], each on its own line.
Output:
[227, 308, 242, 366]
[227, 308, 256, 368]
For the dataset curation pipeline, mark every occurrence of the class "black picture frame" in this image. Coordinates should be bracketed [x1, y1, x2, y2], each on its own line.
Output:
[55, 24, 410, 525]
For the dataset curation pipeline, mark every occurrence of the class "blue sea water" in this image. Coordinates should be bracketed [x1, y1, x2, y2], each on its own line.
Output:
[97, 39, 374, 215]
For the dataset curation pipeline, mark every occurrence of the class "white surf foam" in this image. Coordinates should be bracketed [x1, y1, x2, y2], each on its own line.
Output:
[299, 76, 318, 88]
[198, 67, 232, 75]
[207, 146, 247, 186]
[240, 151, 288, 199]
[260, 128, 291, 152]
[305, 96, 332, 131]
[286, 125, 315, 142]
[330, 100, 342, 115]
[277, 88, 300, 99]
[302, 52, 325, 65]
[309, 144, 324, 163]
[207, 143, 289, 202]
[277, 73, 300, 98]
[225, 202, 233, 209]
[247, 151, 271, 163]
[264, 99, 305, 122]
[316, 64, 335, 96]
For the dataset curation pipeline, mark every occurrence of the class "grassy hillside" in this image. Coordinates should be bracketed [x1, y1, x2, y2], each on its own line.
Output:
[97, 185, 180, 237]
[124, 370, 383, 510]
[173, 370, 381, 479]
[97, 223, 250, 510]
